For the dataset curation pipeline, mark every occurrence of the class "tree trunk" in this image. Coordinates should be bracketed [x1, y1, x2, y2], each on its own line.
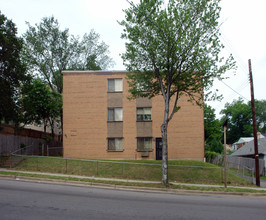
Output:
[161, 122, 168, 186]
[49, 118, 55, 138]
[44, 120, 47, 136]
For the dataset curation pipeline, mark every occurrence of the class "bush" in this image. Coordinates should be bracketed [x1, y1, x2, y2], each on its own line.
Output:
[20, 143, 26, 149]
[205, 150, 219, 163]
[205, 139, 223, 153]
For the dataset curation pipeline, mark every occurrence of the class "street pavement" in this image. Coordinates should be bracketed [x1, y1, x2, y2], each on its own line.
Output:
[1, 178, 266, 220]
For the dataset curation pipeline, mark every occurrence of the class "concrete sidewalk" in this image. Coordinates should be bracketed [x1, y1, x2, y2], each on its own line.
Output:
[233, 172, 266, 188]
[1, 168, 266, 191]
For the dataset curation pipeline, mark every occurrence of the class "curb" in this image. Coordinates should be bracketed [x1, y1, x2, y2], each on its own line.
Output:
[1, 173, 266, 197]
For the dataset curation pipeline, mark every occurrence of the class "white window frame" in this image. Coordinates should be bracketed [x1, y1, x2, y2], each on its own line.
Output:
[137, 137, 153, 151]
[108, 108, 123, 121]
[108, 138, 123, 151]
[107, 78, 123, 92]
[136, 107, 152, 121]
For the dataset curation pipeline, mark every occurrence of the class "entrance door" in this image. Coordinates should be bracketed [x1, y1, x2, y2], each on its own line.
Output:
[156, 138, 162, 160]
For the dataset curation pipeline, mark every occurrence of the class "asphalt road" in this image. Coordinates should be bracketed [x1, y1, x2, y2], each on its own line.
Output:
[0, 178, 266, 220]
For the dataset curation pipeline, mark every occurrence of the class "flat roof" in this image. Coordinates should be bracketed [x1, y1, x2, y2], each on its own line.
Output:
[62, 70, 127, 75]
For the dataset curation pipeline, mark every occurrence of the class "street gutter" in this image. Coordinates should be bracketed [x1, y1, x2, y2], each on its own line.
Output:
[0, 169, 266, 197]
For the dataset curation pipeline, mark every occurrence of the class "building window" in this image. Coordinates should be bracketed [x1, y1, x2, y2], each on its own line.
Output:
[137, 137, 153, 151]
[108, 79, 123, 92]
[108, 108, 123, 121]
[108, 138, 123, 151]
[136, 108, 152, 121]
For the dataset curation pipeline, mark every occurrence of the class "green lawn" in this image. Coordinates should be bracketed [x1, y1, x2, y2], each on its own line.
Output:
[261, 176, 266, 181]
[9, 156, 253, 186]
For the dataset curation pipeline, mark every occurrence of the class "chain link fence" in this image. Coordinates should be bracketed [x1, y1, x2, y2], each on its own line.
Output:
[5, 145, 254, 186]
[208, 154, 265, 184]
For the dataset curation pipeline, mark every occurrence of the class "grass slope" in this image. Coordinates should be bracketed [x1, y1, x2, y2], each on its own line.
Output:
[8, 156, 253, 187]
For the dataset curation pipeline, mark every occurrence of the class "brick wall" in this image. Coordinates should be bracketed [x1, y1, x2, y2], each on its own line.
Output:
[63, 71, 204, 160]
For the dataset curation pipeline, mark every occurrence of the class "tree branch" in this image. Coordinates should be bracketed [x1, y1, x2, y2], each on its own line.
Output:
[168, 89, 180, 122]
[155, 68, 167, 101]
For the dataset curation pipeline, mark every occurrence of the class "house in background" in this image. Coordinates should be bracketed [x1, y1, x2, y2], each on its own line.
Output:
[231, 136, 266, 175]
[232, 137, 254, 151]
[62, 71, 204, 160]
[232, 133, 265, 151]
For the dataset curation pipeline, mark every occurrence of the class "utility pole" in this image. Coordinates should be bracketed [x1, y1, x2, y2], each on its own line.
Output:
[248, 59, 260, 187]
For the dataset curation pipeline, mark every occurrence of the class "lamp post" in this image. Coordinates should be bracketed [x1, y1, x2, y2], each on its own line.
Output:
[223, 119, 228, 188]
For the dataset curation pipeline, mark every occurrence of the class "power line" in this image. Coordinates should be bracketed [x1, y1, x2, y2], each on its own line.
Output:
[220, 33, 248, 74]
[219, 79, 249, 101]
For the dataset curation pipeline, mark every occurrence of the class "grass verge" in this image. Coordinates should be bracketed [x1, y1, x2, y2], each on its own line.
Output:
[0, 170, 265, 194]
[8, 156, 254, 187]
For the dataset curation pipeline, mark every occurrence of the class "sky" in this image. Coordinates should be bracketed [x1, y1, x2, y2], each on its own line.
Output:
[1, 0, 266, 117]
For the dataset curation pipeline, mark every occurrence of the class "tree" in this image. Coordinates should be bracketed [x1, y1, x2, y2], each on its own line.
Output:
[0, 11, 30, 124]
[22, 16, 114, 94]
[204, 104, 222, 142]
[220, 98, 252, 143]
[20, 78, 62, 136]
[221, 98, 252, 143]
[254, 99, 266, 134]
[220, 98, 266, 143]
[205, 138, 223, 154]
[22, 16, 114, 134]
[120, 0, 235, 185]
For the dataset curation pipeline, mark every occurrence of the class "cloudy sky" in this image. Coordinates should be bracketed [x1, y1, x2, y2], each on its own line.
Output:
[1, 0, 265, 117]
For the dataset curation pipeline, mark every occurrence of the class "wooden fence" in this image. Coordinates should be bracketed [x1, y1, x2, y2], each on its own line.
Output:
[0, 134, 62, 156]
[0, 124, 61, 141]
[209, 154, 265, 176]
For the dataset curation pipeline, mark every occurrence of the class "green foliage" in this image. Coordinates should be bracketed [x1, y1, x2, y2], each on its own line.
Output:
[0, 12, 30, 123]
[220, 98, 266, 143]
[204, 104, 222, 144]
[205, 150, 219, 162]
[120, 0, 235, 104]
[43, 135, 53, 142]
[254, 99, 266, 133]
[226, 148, 235, 155]
[120, 0, 235, 185]
[204, 104, 223, 154]
[22, 16, 114, 93]
[120, 0, 235, 122]
[20, 78, 62, 132]
[20, 143, 26, 149]
[205, 139, 223, 154]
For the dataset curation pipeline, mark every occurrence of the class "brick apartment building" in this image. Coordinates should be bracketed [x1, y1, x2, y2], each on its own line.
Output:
[62, 71, 204, 160]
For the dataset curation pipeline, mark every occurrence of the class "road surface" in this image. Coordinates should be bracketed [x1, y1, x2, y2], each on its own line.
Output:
[0, 178, 266, 220]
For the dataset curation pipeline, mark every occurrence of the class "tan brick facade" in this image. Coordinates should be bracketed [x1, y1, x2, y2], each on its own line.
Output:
[62, 71, 204, 160]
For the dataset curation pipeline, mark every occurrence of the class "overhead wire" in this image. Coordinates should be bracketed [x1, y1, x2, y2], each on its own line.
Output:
[220, 31, 249, 75]
[212, 27, 251, 112]
[219, 80, 249, 101]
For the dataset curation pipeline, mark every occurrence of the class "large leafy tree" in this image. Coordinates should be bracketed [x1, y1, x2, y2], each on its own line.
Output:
[220, 98, 252, 144]
[20, 78, 62, 136]
[204, 104, 223, 155]
[120, 0, 235, 185]
[204, 104, 222, 150]
[220, 98, 266, 143]
[22, 16, 114, 93]
[0, 12, 30, 123]
[254, 99, 266, 134]
[22, 16, 114, 134]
